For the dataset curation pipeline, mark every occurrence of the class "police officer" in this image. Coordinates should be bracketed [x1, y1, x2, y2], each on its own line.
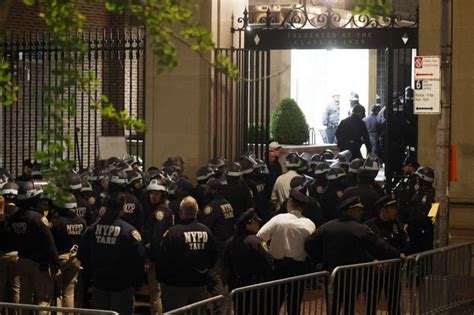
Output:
[10, 180, 60, 310]
[364, 195, 409, 315]
[169, 177, 194, 225]
[223, 209, 273, 315]
[322, 92, 340, 144]
[108, 169, 144, 234]
[343, 167, 381, 221]
[221, 162, 254, 219]
[50, 192, 87, 308]
[320, 167, 347, 221]
[271, 152, 301, 206]
[146, 178, 173, 315]
[394, 153, 419, 224]
[346, 158, 364, 188]
[257, 189, 316, 315]
[208, 157, 227, 185]
[66, 171, 94, 224]
[241, 156, 272, 223]
[309, 161, 330, 203]
[348, 92, 366, 118]
[194, 166, 215, 211]
[155, 196, 218, 312]
[0, 182, 20, 303]
[407, 167, 436, 253]
[77, 191, 145, 315]
[305, 196, 402, 315]
[335, 105, 372, 160]
[199, 177, 235, 297]
[127, 170, 144, 201]
[364, 104, 381, 157]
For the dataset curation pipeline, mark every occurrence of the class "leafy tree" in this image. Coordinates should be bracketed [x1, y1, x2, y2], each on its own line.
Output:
[271, 98, 309, 145]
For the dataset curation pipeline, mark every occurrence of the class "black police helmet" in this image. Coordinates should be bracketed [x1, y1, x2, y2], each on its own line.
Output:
[196, 166, 215, 183]
[17, 180, 42, 200]
[66, 172, 83, 191]
[415, 167, 435, 183]
[1, 182, 19, 198]
[53, 191, 77, 210]
[285, 152, 302, 170]
[321, 149, 335, 161]
[326, 167, 346, 181]
[239, 157, 255, 175]
[225, 162, 242, 178]
[108, 169, 128, 187]
[349, 158, 365, 174]
[313, 161, 330, 175]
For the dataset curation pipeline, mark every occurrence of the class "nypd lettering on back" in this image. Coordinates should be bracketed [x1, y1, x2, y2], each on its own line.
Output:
[184, 231, 208, 250]
[95, 224, 121, 244]
[67, 224, 84, 235]
[12, 222, 27, 234]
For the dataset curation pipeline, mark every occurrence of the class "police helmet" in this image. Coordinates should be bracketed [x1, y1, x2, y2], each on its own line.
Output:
[415, 167, 435, 183]
[290, 175, 310, 192]
[298, 152, 311, 172]
[89, 168, 107, 182]
[361, 159, 380, 178]
[311, 154, 321, 165]
[53, 192, 77, 210]
[376, 94, 382, 104]
[17, 180, 43, 200]
[239, 157, 255, 175]
[196, 166, 215, 183]
[147, 178, 168, 192]
[0, 168, 12, 183]
[348, 158, 365, 174]
[313, 161, 331, 175]
[225, 162, 242, 178]
[405, 86, 414, 101]
[321, 149, 335, 161]
[126, 170, 142, 185]
[326, 167, 346, 181]
[115, 161, 133, 172]
[108, 169, 129, 187]
[208, 158, 225, 172]
[285, 152, 302, 169]
[1, 182, 19, 198]
[66, 172, 83, 191]
[254, 158, 265, 169]
[80, 179, 93, 193]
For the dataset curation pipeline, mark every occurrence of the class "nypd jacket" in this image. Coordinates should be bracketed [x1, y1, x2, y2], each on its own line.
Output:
[155, 219, 217, 287]
[51, 211, 87, 255]
[77, 214, 145, 291]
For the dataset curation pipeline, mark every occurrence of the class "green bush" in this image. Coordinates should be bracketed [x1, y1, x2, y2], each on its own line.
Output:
[270, 98, 309, 145]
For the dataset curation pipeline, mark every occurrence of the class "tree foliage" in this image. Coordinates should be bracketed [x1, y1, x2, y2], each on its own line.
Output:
[353, 0, 394, 17]
[270, 98, 309, 145]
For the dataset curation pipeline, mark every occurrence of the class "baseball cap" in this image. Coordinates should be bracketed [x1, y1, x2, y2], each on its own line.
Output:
[269, 142, 282, 150]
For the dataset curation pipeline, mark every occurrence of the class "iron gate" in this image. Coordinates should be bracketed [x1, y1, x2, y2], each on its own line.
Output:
[212, 48, 271, 160]
[0, 28, 145, 176]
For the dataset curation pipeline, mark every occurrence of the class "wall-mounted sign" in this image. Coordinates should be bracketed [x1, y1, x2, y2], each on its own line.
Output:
[245, 28, 418, 50]
[413, 55, 441, 114]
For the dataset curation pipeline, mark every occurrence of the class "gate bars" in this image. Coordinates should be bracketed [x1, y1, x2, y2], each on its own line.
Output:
[212, 49, 270, 161]
[166, 242, 474, 315]
[0, 28, 145, 176]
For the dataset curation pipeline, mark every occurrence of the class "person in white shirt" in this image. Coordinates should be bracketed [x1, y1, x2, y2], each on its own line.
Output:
[257, 188, 316, 315]
[271, 153, 301, 206]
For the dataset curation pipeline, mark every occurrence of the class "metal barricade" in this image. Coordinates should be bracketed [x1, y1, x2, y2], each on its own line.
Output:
[228, 271, 329, 315]
[412, 242, 474, 314]
[164, 295, 227, 315]
[0, 302, 118, 315]
[328, 259, 404, 315]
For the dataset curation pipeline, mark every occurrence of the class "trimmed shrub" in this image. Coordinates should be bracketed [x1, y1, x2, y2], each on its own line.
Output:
[270, 98, 309, 145]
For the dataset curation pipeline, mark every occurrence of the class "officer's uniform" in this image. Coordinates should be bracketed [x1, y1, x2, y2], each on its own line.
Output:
[199, 195, 236, 254]
[395, 173, 417, 224]
[407, 184, 435, 253]
[77, 212, 145, 315]
[364, 195, 409, 315]
[0, 203, 20, 303]
[51, 205, 87, 308]
[73, 193, 94, 225]
[244, 173, 272, 223]
[121, 192, 145, 235]
[155, 218, 218, 312]
[223, 210, 273, 315]
[257, 189, 316, 315]
[343, 178, 381, 221]
[320, 175, 346, 221]
[221, 180, 254, 220]
[335, 114, 372, 160]
[305, 197, 400, 315]
[10, 204, 60, 310]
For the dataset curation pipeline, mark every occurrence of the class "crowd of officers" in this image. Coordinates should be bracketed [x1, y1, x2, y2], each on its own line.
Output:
[0, 145, 436, 314]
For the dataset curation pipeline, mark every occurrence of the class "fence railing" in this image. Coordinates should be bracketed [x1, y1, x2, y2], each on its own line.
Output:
[229, 271, 329, 315]
[0, 302, 118, 315]
[165, 242, 474, 315]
